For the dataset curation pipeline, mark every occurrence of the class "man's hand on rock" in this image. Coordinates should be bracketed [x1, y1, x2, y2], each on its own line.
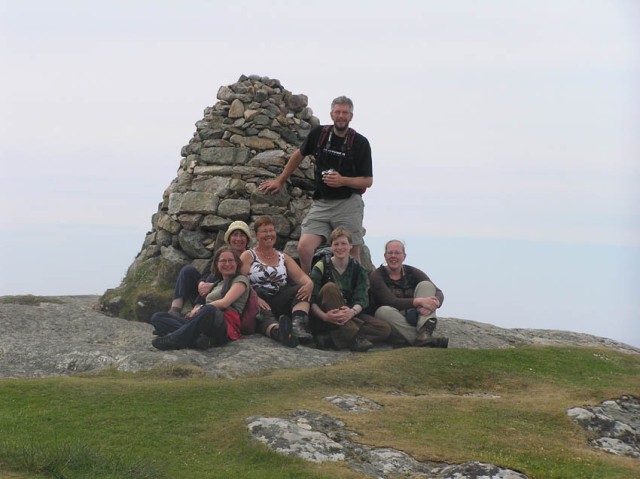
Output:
[259, 178, 283, 194]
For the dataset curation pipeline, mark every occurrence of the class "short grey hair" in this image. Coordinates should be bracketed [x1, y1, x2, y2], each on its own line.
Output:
[331, 96, 353, 113]
[384, 239, 406, 254]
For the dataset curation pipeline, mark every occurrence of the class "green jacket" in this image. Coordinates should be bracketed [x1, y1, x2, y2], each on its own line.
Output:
[310, 257, 369, 310]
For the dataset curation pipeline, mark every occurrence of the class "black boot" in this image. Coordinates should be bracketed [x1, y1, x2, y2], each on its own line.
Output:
[152, 335, 180, 351]
[417, 337, 449, 349]
[194, 334, 211, 350]
[273, 315, 298, 348]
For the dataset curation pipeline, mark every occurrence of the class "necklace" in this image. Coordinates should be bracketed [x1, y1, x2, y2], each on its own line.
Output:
[256, 248, 277, 260]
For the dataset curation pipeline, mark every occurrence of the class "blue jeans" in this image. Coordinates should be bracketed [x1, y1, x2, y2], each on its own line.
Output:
[173, 265, 208, 306]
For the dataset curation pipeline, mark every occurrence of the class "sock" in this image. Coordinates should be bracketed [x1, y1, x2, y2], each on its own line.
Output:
[292, 311, 308, 322]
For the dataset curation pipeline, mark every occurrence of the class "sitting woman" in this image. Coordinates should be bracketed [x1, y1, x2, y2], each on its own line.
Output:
[240, 215, 313, 348]
[151, 246, 250, 350]
[309, 226, 390, 352]
[167, 220, 251, 317]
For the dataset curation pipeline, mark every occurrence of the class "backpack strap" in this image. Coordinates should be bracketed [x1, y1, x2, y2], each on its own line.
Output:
[316, 125, 333, 152]
[349, 259, 359, 295]
[321, 255, 333, 286]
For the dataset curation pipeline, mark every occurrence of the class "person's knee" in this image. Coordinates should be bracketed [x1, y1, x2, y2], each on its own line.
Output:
[178, 264, 199, 278]
[415, 281, 436, 297]
[297, 235, 321, 257]
[375, 306, 402, 321]
[297, 234, 323, 271]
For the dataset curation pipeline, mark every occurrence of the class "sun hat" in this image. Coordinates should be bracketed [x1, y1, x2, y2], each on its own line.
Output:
[224, 220, 251, 244]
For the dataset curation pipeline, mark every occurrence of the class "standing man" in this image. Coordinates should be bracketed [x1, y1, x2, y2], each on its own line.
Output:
[368, 240, 449, 348]
[259, 96, 373, 273]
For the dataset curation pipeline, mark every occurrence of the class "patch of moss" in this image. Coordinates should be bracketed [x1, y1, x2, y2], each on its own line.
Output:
[99, 256, 185, 322]
[0, 295, 66, 306]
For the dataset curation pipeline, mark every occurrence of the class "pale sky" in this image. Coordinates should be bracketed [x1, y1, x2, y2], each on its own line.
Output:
[1, 1, 639, 346]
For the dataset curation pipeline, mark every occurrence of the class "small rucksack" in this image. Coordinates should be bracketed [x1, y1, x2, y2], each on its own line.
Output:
[313, 255, 360, 304]
[239, 287, 259, 335]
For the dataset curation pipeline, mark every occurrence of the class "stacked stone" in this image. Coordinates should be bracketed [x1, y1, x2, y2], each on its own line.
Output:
[130, 74, 320, 276]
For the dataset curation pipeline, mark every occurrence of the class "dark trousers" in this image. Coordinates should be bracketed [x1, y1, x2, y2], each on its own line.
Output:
[254, 284, 300, 336]
[173, 265, 207, 306]
[310, 283, 391, 349]
[150, 305, 229, 348]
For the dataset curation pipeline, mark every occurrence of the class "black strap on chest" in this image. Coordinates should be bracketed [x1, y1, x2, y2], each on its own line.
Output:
[316, 126, 356, 165]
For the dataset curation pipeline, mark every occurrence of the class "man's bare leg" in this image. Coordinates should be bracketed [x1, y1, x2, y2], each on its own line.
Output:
[297, 233, 324, 273]
[351, 244, 361, 263]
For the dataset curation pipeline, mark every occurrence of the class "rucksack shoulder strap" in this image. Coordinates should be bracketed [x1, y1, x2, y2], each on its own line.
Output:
[316, 125, 332, 150]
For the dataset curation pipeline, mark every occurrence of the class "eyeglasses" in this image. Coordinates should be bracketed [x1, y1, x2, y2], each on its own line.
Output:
[385, 251, 404, 256]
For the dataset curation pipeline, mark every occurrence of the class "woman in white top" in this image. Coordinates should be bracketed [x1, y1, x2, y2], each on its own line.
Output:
[240, 215, 313, 347]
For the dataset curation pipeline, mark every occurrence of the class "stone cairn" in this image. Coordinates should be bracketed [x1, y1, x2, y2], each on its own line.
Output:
[100, 74, 370, 322]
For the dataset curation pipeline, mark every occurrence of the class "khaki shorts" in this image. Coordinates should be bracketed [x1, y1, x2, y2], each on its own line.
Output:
[301, 194, 365, 245]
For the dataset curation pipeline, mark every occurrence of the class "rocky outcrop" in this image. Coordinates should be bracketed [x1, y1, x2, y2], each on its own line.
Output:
[567, 395, 640, 460]
[99, 75, 373, 322]
[1, 295, 637, 379]
[247, 408, 529, 479]
[246, 393, 640, 477]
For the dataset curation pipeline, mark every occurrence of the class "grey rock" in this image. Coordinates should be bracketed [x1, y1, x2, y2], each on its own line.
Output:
[567, 395, 640, 459]
[177, 229, 210, 259]
[0, 296, 347, 379]
[200, 146, 250, 165]
[324, 394, 382, 413]
[216, 198, 250, 220]
[3, 296, 637, 379]
[246, 409, 529, 478]
[168, 191, 219, 215]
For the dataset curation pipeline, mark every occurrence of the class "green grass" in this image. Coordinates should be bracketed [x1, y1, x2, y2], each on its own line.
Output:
[0, 295, 66, 306]
[0, 346, 638, 479]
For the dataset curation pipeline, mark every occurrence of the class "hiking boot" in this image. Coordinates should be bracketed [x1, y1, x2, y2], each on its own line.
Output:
[415, 317, 438, 343]
[152, 335, 180, 351]
[292, 316, 313, 341]
[416, 336, 449, 348]
[314, 332, 335, 350]
[194, 334, 210, 350]
[276, 315, 299, 348]
[349, 335, 373, 352]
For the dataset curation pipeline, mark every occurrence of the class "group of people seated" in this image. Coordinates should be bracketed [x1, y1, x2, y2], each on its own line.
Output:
[150, 215, 449, 353]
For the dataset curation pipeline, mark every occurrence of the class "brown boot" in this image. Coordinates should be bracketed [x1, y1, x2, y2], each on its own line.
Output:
[415, 317, 437, 344]
[349, 334, 373, 352]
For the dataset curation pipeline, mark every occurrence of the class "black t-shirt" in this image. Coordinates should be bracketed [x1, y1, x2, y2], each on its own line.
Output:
[300, 125, 373, 200]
